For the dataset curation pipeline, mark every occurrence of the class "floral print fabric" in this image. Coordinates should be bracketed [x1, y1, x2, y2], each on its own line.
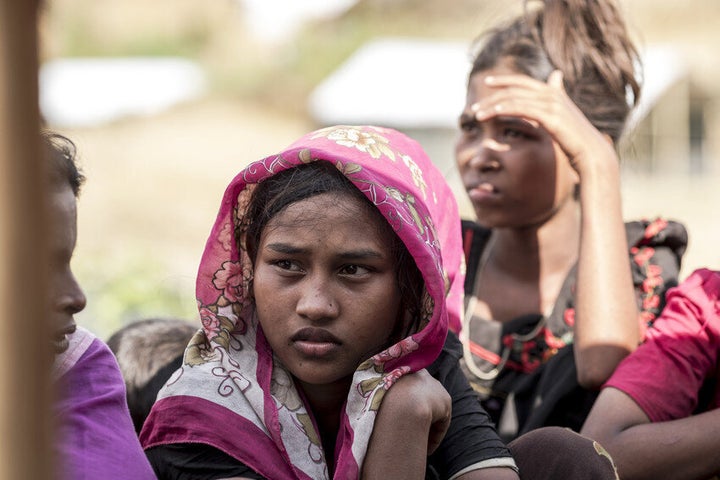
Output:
[140, 126, 464, 479]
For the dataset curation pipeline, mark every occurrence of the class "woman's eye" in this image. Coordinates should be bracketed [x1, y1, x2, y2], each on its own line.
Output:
[502, 127, 534, 141]
[460, 119, 480, 135]
[502, 128, 523, 139]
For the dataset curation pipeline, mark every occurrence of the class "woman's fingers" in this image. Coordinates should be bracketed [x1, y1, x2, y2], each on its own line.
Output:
[468, 71, 614, 172]
[547, 69, 565, 89]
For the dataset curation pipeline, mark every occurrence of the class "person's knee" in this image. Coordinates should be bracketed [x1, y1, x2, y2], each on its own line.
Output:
[508, 427, 619, 480]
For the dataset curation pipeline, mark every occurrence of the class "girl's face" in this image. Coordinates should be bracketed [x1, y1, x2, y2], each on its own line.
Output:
[49, 185, 87, 354]
[455, 64, 579, 229]
[252, 192, 402, 392]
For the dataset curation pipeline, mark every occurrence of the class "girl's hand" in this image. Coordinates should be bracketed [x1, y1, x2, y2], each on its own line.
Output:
[383, 368, 452, 454]
[361, 369, 451, 479]
[471, 70, 617, 177]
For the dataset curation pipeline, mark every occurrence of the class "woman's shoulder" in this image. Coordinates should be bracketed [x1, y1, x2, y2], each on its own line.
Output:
[461, 220, 493, 293]
[624, 218, 688, 254]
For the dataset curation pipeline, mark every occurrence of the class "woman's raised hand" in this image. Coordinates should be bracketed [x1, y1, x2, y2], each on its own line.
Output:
[471, 70, 618, 177]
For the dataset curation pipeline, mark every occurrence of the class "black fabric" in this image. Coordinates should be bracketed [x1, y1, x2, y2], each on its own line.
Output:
[146, 332, 511, 480]
[146, 443, 265, 480]
[460, 218, 688, 442]
[130, 354, 184, 434]
[426, 331, 512, 479]
[461, 219, 492, 298]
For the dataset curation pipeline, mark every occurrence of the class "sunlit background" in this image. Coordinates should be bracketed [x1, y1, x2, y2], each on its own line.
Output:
[38, 0, 720, 339]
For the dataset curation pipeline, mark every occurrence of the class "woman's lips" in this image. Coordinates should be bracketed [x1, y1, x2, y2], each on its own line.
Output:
[467, 182, 498, 201]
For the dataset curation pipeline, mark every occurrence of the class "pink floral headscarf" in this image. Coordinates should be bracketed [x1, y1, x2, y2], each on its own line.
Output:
[140, 126, 464, 479]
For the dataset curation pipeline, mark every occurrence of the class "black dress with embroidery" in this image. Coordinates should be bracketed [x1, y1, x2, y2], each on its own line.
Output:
[460, 218, 688, 442]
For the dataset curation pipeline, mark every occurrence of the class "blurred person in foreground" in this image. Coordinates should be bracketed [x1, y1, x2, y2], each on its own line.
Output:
[47, 131, 156, 479]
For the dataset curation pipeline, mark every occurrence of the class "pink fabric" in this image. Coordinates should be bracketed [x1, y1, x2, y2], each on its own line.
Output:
[54, 327, 157, 480]
[604, 268, 720, 422]
[140, 126, 464, 479]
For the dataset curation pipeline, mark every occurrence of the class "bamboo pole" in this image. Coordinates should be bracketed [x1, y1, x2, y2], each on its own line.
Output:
[0, 0, 53, 478]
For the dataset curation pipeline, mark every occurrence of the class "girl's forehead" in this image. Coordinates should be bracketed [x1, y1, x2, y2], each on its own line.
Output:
[265, 192, 383, 230]
[259, 194, 395, 257]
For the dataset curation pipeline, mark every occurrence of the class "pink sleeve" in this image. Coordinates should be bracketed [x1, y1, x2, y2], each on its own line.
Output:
[604, 269, 720, 422]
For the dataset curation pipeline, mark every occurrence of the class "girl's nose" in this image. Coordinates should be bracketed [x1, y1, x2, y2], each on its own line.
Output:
[58, 276, 87, 315]
[295, 275, 339, 321]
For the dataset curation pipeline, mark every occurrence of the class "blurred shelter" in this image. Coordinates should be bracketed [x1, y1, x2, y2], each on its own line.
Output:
[40, 57, 206, 128]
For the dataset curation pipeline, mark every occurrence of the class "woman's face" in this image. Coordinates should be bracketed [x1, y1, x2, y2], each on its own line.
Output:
[455, 64, 578, 229]
[252, 192, 402, 391]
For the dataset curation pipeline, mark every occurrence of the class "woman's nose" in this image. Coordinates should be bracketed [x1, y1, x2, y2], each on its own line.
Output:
[295, 275, 339, 321]
[464, 137, 507, 171]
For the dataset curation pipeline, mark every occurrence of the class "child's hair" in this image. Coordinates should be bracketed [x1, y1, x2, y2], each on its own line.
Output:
[42, 131, 85, 196]
[107, 318, 197, 433]
[240, 161, 427, 336]
[470, 0, 641, 144]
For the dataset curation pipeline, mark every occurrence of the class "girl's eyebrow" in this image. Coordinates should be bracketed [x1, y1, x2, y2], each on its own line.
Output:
[265, 243, 384, 260]
[337, 249, 384, 260]
[265, 243, 306, 255]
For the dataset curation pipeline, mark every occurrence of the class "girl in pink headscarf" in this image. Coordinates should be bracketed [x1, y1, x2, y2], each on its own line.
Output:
[140, 126, 518, 479]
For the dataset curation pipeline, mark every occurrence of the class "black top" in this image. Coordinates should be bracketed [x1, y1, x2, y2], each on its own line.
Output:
[146, 332, 513, 480]
[460, 218, 688, 441]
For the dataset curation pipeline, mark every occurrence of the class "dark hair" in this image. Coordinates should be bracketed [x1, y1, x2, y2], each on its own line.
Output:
[43, 131, 85, 196]
[470, 0, 641, 144]
[241, 161, 426, 336]
[107, 318, 197, 433]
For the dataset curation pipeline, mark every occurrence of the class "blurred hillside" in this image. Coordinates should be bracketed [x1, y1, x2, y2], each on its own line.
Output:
[39, 0, 720, 338]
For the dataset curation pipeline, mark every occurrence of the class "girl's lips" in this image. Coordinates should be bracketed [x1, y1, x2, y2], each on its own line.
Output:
[291, 327, 341, 357]
[52, 323, 77, 355]
[293, 340, 340, 357]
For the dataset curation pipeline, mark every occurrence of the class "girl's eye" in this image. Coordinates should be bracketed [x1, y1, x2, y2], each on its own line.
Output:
[274, 259, 301, 272]
[340, 264, 370, 276]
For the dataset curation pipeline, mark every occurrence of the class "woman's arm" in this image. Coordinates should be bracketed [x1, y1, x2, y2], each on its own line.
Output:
[474, 71, 639, 387]
[572, 130, 639, 387]
[582, 387, 720, 480]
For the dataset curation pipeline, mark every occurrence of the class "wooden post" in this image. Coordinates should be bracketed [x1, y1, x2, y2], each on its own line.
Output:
[0, 0, 53, 478]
